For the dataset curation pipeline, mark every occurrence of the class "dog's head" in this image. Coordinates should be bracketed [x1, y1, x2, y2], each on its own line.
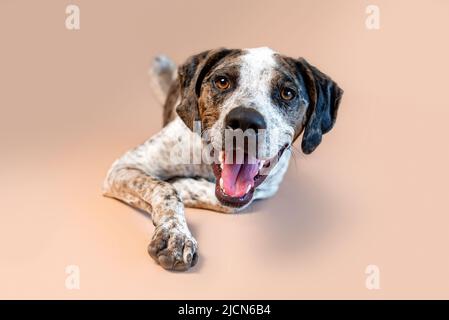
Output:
[176, 47, 343, 208]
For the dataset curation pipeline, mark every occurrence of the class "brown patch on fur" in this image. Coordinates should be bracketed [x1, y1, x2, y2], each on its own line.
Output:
[197, 61, 242, 130]
[176, 48, 243, 131]
[198, 85, 220, 131]
[271, 54, 310, 140]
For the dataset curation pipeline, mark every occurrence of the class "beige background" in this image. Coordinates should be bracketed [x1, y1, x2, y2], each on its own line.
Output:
[0, 0, 448, 299]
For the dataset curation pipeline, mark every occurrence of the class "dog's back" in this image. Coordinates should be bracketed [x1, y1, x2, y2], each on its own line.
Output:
[149, 55, 179, 125]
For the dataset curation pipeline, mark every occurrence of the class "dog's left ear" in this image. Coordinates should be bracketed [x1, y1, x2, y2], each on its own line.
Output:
[176, 48, 237, 131]
[296, 58, 344, 154]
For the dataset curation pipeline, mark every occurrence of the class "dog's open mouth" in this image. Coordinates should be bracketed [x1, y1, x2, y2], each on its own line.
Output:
[212, 146, 287, 207]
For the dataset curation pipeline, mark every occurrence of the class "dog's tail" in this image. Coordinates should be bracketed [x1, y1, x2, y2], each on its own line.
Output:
[149, 55, 177, 106]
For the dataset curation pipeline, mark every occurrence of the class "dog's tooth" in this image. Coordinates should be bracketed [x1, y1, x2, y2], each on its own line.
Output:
[258, 160, 264, 170]
[219, 177, 224, 189]
[246, 184, 251, 194]
[219, 151, 224, 163]
[220, 163, 223, 170]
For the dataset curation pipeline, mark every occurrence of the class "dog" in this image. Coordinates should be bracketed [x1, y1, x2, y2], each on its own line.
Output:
[103, 47, 343, 271]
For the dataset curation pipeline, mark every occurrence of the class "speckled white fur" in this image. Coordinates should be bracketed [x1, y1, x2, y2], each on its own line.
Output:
[209, 47, 295, 159]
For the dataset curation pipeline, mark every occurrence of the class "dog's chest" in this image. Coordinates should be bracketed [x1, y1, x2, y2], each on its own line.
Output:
[160, 117, 215, 180]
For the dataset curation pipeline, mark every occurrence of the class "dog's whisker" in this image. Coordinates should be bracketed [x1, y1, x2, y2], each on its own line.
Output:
[289, 143, 301, 155]
[286, 146, 300, 175]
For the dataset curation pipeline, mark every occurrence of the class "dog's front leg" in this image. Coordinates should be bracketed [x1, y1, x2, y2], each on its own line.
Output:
[170, 177, 239, 213]
[103, 166, 198, 271]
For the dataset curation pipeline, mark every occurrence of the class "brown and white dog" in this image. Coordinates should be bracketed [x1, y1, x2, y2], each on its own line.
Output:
[103, 47, 343, 271]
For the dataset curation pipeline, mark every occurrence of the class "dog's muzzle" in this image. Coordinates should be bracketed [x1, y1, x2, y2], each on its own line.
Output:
[224, 106, 267, 132]
[212, 107, 287, 207]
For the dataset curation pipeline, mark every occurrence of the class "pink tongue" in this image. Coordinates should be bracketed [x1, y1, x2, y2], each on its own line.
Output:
[221, 155, 259, 197]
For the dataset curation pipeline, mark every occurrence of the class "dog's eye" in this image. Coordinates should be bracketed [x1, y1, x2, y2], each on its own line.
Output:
[280, 87, 296, 101]
[214, 76, 230, 90]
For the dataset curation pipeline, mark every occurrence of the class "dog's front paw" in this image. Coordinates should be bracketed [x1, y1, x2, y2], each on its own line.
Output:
[148, 219, 198, 271]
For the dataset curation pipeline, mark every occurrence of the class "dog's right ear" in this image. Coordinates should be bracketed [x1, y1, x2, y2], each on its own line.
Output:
[296, 58, 343, 154]
[176, 48, 237, 131]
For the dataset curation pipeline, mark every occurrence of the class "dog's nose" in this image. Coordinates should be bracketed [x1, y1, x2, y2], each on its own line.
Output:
[224, 107, 267, 132]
